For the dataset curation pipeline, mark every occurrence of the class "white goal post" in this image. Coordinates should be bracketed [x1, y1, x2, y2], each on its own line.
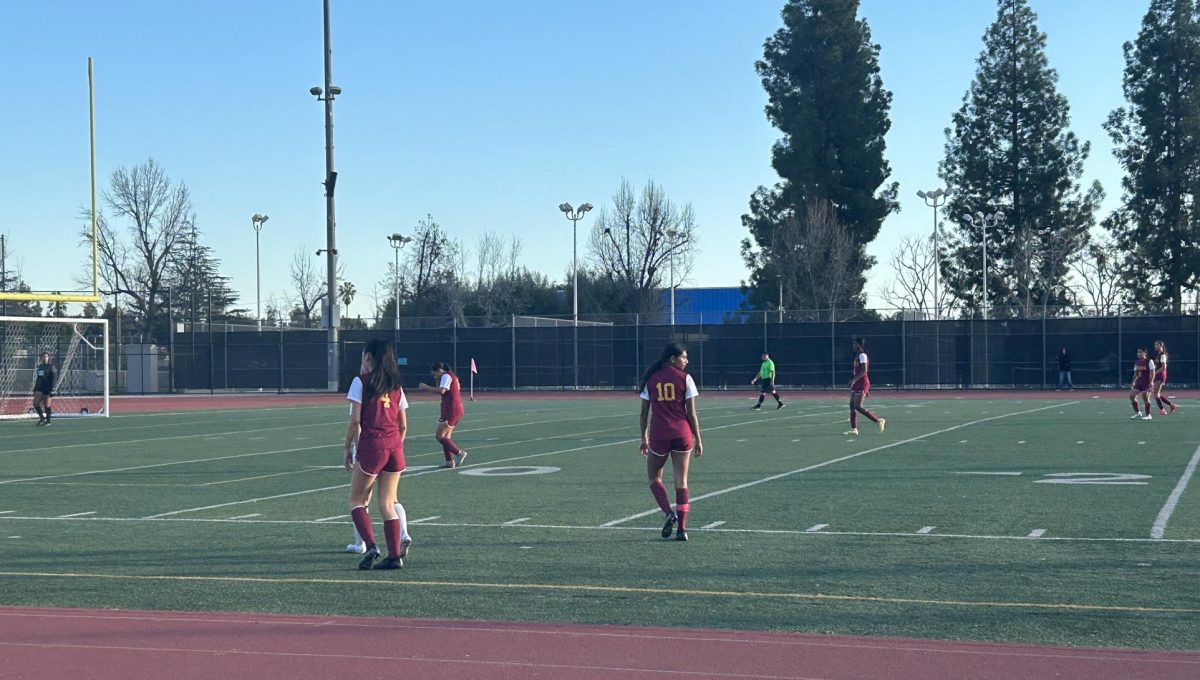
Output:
[0, 316, 110, 420]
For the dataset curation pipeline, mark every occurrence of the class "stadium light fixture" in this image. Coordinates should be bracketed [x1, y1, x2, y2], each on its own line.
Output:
[252, 214, 270, 332]
[560, 201, 592, 389]
[918, 188, 950, 319]
[387, 233, 413, 331]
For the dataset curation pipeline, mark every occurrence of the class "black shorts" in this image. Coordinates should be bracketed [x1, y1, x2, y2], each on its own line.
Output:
[759, 379, 775, 393]
[33, 389, 53, 398]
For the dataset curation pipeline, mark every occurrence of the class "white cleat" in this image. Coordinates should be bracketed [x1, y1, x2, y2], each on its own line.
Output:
[843, 428, 859, 436]
[1141, 414, 1153, 420]
[345, 542, 367, 554]
[877, 418, 887, 433]
[1130, 413, 1143, 419]
[453, 450, 469, 467]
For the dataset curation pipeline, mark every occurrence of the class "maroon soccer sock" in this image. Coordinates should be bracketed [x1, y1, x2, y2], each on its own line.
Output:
[438, 437, 454, 462]
[850, 409, 858, 428]
[350, 506, 375, 547]
[383, 518, 401, 558]
[1161, 395, 1174, 408]
[675, 488, 690, 530]
[1154, 395, 1163, 410]
[443, 436, 461, 456]
[649, 480, 672, 514]
[1130, 397, 1140, 414]
[1143, 397, 1151, 415]
[858, 407, 879, 423]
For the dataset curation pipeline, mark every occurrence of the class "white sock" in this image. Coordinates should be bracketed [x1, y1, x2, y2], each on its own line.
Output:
[351, 525, 363, 545]
[394, 501, 409, 540]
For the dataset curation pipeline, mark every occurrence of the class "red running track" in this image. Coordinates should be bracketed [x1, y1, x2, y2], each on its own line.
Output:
[1, 607, 1197, 680]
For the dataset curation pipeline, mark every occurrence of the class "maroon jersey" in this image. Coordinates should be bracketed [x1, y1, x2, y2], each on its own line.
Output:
[355, 372, 406, 444]
[1156, 352, 1168, 381]
[851, 352, 870, 393]
[1133, 359, 1153, 390]
[641, 364, 698, 441]
[439, 371, 464, 422]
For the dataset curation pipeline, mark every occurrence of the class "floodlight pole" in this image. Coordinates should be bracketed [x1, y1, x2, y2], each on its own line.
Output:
[311, 0, 341, 391]
[387, 233, 411, 331]
[559, 202, 592, 390]
[251, 214, 269, 332]
[917, 188, 949, 319]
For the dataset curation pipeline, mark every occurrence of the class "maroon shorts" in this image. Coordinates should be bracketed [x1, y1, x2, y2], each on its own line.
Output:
[851, 381, 870, 396]
[439, 410, 463, 427]
[356, 438, 405, 475]
[1133, 380, 1151, 392]
[1157, 372, 1167, 386]
[649, 435, 694, 456]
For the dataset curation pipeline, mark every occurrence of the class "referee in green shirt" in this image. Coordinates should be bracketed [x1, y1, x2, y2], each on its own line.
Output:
[751, 352, 785, 410]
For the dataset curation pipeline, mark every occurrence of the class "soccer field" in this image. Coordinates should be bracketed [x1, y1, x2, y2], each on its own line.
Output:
[1, 393, 1197, 651]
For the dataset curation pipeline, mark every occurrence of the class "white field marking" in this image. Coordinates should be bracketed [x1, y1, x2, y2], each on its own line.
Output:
[0, 420, 347, 455]
[250, 437, 266, 440]
[1076, 441, 1085, 444]
[196, 469, 332, 486]
[1028, 529, 1047, 538]
[1017, 441, 1026, 444]
[581, 438, 593, 442]
[736, 439, 747, 443]
[295, 437, 310, 441]
[486, 438, 498, 441]
[0, 444, 333, 487]
[916, 526, 936, 534]
[954, 472, 1023, 476]
[1151, 442, 1200, 539]
[959, 440, 968, 444]
[139, 407, 849, 519]
[805, 524, 828, 532]
[1139, 441, 1146, 446]
[57, 511, 95, 518]
[602, 401, 1081, 527]
[8, 513, 1200, 545]
[226, 514, 260, 520]
[701, 521, 726, 529]
[409, 516, 440, 524]
[204, 437, 224, 441]
[502, 518, 531, 526]
[0, 511, 13, 515]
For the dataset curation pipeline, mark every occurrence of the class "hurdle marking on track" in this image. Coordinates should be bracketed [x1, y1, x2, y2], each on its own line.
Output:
[602, 401, 1081, 528]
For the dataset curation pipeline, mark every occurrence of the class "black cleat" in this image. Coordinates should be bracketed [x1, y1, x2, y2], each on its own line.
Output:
[776, 402, 785, 410]
[751, 405, 762, 411]
[35, 418, 45, 426]
[358, 545, 380, 570]
[661, 511, 677, 539]
[374, 556, 403, 570]
[675, 529, 689, 542]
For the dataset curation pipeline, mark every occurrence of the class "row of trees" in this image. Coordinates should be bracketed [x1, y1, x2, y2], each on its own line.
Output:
[743, 0, 1200, 320]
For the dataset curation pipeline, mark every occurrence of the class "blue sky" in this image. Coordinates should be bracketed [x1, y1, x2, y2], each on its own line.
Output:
[1, 1, 1146, 319]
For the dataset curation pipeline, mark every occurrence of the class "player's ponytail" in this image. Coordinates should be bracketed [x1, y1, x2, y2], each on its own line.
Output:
[430, 361, 453, 374]
[363, 338, 402, 398]
[640, 342, 687, 391]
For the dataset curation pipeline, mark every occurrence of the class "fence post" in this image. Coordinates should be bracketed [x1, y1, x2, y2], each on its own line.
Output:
[278, 323, 285, 394]
[167, 288, 174, 393]
[511, 314, 516, 391]
[1041, 311, 1047, 390]
[762, 310, 768, 353]
[699, 317, 704, 388]
[1117, 304, 1122, 387]
[901, 312, 906, 388]
[207, 291, 214, 395]
[829, 312, 836, 389]
[453, 317, 458, 374]
[635, 313, 640, 389]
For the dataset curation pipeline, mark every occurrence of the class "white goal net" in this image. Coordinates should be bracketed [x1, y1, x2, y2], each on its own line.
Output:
[0, 316, 110, 419]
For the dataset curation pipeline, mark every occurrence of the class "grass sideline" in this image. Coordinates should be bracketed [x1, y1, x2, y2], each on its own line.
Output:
[0, 394, 1197, 650]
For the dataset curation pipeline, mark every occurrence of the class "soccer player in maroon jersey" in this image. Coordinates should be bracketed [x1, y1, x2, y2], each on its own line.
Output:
[1153, 340, 1176, 416]
[639, 342, 703, 541]
[418, 362, 468, 468]
[344, 339, 411, 570]
[845, 337, 886, 436]
[1128, 348, 1156, 420]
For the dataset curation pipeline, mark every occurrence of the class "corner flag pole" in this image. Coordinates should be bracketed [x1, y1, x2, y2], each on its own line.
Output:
[469, 357, 477, 401]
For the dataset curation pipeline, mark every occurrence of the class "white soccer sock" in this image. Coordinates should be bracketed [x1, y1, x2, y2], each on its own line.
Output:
[394, 501, 409, 540]
[351, 525, 363, 544]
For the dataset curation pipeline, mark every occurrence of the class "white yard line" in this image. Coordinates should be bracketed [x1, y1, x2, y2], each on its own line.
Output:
[1151, 442, 1200, 540]
[409, 516, 441, 524]
[56, 511, 95, 518]
[226, 514, 260, 520]
[701, 521, 725, 529]
[601, 401, 1080, 527]
[312, 515, 344, 523]
[1028, 529, 1046, 538]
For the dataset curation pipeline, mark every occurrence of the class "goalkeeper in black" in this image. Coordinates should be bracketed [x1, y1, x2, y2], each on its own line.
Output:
[33, 351, 56, 426]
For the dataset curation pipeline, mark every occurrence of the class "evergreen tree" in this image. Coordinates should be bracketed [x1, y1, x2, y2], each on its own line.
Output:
[939, 0, 1102, 318]
[742, 0, 898, 313]
[1105, 0, 1200, 312]
[167, 224, 242, 332]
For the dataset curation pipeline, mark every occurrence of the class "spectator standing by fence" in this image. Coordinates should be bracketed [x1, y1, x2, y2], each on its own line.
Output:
[1057, 347, 1073, 390]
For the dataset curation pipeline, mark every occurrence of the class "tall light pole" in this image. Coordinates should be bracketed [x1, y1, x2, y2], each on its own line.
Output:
[917, 188, 949, 319]
[665, 229, 684, 326]
[776, 274, 783, 323]
[386, 233, 411, 331]
[251, 214, 269, 331]
[559, 202, 592, 390]
[310, 0, 342, 391]
[968, 210, 1004, 321]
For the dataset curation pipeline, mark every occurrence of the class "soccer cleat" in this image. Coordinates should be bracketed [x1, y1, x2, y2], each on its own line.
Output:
[1130, 413, 1143, 419]
[843, 428, 859, 435]
[439, 460, 456, 469]
[453, 451, 468, 467]
[1159, 409, 1168, 416]
[398, 536, 412, 561]
[358, 545, 380, 570]
[1169, 403, 1177, 415]
[776, 402, 785, 410]
[1142, 414, 1153, 420]
[751, 405, 762, 411]
[675, 529, 688, 542]
[345, 541, 367, 554]
[878, 418, 887, 433]
[661, 511, 677, 539]
[374, 556, 403, 570]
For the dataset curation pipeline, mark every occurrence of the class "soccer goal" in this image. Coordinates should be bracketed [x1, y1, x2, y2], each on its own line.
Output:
[0, 316, 109, 419]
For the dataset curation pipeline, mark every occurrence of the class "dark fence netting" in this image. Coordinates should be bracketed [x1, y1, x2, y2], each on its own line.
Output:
[161, 312, 1199, 394]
